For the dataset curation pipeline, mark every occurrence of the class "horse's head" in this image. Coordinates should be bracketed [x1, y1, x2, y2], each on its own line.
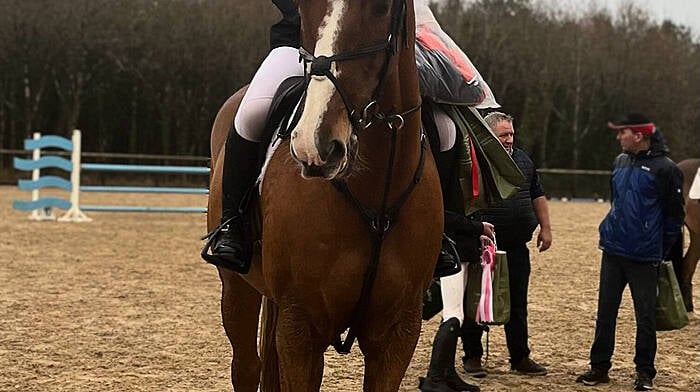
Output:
[290, 0, 414, 180]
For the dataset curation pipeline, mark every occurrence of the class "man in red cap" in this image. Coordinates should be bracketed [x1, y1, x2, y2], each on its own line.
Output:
[576, 113, 685, 391]
[607, 113, 657, 154]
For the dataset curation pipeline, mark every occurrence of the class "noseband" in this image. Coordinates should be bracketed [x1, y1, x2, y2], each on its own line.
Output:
[298, 0, 419, 132]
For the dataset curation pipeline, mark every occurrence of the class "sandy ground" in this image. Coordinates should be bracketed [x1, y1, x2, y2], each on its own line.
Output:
[1, 186, 698, 391]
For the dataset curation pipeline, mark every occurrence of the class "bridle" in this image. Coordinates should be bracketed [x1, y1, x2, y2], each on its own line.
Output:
[297, 0, 429, 355]
[298, 0, 420, 132]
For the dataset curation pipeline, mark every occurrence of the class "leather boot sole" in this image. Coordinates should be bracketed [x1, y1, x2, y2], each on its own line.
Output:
[463, 368, 487, 378]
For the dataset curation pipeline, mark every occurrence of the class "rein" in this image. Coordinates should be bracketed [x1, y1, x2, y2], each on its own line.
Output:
[296, 0, 424, 354]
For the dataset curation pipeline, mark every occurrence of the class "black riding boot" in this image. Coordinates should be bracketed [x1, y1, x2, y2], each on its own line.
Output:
[419, 318, 480, 392]
[211, 128, 260, 273]
[433, 147, 462, 278]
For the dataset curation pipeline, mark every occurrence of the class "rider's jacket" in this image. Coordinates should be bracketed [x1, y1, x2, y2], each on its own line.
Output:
[271, 0, 301, 50]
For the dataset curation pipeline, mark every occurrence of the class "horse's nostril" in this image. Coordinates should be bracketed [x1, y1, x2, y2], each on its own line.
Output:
[321, 140, 346, 164]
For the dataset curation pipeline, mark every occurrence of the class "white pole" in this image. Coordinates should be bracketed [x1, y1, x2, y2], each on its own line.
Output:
[29, 132, 56, 221]
[59, 129, 91, 222]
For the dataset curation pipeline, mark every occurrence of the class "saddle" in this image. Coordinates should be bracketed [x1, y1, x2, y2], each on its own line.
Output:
[261, 76, 306, 145]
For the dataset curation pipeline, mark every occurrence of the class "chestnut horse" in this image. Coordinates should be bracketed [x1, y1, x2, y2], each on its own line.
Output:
[207, 0, 442, 390]
[677, 158, 699, 312]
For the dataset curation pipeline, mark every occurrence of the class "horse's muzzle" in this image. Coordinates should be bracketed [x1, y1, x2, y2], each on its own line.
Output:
[291, 135, 357, 180]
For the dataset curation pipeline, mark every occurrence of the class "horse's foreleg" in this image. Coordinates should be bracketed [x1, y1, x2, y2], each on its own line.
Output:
[274, 305, 325, 392]
[681, 231, 700, 312]
[359, 311, 423, 392]
[219, 269, 263, 392]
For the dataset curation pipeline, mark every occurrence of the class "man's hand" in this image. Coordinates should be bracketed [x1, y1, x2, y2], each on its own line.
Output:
[532, 196, 552, 252]
[537, 227, 552, 252]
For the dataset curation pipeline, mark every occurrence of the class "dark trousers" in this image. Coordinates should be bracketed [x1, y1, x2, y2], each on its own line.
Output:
[589, 253, 658, 377]
[462, 243, 531, 365]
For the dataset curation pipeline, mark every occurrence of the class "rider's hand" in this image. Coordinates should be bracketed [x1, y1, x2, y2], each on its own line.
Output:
[482, 222, 494, 239]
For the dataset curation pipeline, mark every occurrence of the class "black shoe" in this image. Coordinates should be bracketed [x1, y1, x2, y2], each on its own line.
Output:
[434, 235, 461, 278]
[207, 221, 249, 273]
[419, 318, 480, 392]
[418, 377, 458, 392]
[463, 357, 487, 378]
[511, 357, 547, 376]
[444, 369, 480, 392]
[634, 372, 654, 391]
[576, 368, 610, 386]
[213, 223, 245, 259]
[419, 376, 478, 392]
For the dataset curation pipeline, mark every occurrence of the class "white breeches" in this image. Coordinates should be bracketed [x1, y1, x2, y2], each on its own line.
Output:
[440, 262, 468, 326]
[234, 46, 458, 151]
[234, 46, 304, 142]
[431, 106, 457, 152]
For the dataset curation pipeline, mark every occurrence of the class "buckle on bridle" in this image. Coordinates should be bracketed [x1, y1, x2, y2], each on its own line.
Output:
[386, 114, 404, 130]
[310, 55, 332, 76]
[370, 216, 391, 233]
[360, 101, 379, 129]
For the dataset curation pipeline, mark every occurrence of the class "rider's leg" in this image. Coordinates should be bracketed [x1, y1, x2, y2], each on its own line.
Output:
[432, 106, 458, 206]
[234, 46, 304, 143]
[431, 106, 464, 278]
[440, 264, 468, 326]
[213, 46, 303, 271]
[419, 270, 479, 392]
[433, 106, 457, 153]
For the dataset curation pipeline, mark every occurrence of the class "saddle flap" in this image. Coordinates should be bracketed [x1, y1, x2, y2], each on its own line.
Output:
[263, 76, 305, 145]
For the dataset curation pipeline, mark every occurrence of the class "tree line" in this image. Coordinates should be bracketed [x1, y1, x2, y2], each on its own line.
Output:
[1, 0, 697, 174]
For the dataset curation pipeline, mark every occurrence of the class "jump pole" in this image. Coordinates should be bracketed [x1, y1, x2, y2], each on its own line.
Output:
[58, 130, 91, 222]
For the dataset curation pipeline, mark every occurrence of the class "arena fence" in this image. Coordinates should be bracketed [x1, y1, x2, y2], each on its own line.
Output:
[538, 168, 611, 202]
[12, 130, 209, 222]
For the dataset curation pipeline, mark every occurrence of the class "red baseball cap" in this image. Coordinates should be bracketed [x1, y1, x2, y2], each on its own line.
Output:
[607, 113, 655, 135]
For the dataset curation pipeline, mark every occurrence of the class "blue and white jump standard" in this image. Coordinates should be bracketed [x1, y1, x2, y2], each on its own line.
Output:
[12, 130, 210, 222]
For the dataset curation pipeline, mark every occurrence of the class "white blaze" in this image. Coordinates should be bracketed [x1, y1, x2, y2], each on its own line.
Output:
[291, 0, 346, 166]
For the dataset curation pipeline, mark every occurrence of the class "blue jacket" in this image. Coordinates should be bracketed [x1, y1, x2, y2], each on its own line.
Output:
[598, 140, 684, 262]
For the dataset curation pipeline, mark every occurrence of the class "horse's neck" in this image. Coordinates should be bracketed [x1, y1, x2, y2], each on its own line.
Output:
[346, 23, 422, 207]
[351, 82, 422, 206]
[349, 45, 421, 204]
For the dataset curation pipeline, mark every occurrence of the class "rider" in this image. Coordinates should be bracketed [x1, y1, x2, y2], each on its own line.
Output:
[207, 0, 495, 284]
[208, 0, 304, 272]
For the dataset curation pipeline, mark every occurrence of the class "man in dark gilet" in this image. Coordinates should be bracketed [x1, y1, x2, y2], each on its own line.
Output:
[461, 111, 552, 377]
